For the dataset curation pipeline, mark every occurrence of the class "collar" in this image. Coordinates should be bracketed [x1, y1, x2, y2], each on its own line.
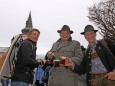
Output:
[88, 40, 97, 48]
[27, 38, 36, 46]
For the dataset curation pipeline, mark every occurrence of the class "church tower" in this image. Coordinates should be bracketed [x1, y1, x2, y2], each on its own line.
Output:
[21, 11, 33, 34]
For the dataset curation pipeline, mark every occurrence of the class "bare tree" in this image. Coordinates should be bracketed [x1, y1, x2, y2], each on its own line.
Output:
[88, 0, 115, 41]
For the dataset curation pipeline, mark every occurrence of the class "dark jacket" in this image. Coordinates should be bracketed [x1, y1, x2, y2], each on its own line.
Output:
[73, 39, 115, 86]
[11, 39, 39, 84]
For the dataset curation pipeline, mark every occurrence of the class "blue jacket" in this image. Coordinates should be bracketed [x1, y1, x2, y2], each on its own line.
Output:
[36, 66, 44, 84]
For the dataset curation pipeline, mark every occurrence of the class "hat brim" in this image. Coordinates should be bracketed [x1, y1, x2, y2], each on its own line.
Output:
[57, 30, 73, 34]
[80, 30, 98, 35]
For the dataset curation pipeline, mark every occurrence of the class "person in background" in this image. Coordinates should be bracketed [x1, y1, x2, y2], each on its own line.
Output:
[70, 25, 115, 86]
[1, 79, 9, 86]
[42, 60, 53, 86]
[11, 28, 40, 86]
[35, 59, 44, 86]
[45, 25, 86, 86]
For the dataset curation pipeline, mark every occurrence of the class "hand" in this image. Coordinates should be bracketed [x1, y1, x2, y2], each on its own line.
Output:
[47, 52, 55, 59]
[64, 57, 74, 67]
[105, 71, 115, 80]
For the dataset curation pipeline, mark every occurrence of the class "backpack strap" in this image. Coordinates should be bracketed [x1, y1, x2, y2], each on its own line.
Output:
[100, 39, 115, 60]
[100, 39, 108, 49]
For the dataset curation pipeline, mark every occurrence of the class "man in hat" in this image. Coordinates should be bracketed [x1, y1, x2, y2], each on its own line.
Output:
[45, 25, 86, 86]
[70, 25, 115, 86]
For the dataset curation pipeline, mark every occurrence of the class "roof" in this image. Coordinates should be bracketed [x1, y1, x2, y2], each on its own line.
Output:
[0, 47, 9, 52]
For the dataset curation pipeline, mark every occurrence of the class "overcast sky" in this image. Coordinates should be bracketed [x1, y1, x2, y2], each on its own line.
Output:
[0, 0, 102, 54]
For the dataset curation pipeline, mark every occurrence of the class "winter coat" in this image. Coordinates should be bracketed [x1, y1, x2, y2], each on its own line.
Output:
[45, 38, 86, 86]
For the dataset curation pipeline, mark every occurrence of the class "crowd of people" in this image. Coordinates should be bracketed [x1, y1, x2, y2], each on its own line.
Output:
[1, 24, 115, 86]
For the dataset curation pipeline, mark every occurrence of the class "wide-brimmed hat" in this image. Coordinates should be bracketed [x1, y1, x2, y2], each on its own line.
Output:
[57, 25, 73, 34]
[80, 25, 98, 35]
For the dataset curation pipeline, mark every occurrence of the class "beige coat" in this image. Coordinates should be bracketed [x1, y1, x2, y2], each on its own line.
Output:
[46, 39, 86, 86]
